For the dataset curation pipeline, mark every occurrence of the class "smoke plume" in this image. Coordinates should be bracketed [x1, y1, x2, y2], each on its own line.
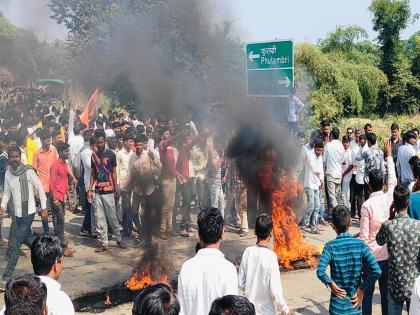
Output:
[0, 0, 67, 41]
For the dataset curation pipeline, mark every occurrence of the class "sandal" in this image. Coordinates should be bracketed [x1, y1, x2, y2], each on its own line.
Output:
[95, 245, 109, 253]
[239, 230, 248, 237]
[63, 249, 74, 257]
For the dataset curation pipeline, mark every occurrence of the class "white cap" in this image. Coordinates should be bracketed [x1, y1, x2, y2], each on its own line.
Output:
[27, 127, 34, 135]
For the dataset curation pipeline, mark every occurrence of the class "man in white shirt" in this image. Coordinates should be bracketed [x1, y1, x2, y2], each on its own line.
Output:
[177, 208, 238, 315]
[323, 127, 344, 208]
[353, 135, 366, 218]
[1, 274, 48, 315]
[116, 133, 134, 236]
[31, 236, 75, 315]
[341, 137, 353, 208]
[301, 140, 324, 234]
[287, 88, 304, 133]
[397, 131, 417, 187]
[69, 125, 84, 163]
[1, 146, 47, 283]
[80, 133, 96, 237]
[239, 214, 291, 315]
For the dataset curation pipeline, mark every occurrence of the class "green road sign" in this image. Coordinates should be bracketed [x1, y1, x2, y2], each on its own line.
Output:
[245, 40, 293, 97]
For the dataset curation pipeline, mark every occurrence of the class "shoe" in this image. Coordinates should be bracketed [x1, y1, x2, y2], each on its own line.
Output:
[179, 229, 189, 237]
[63, 248, 74, 257]
[133, 239, 144, 248]
[319, 219, 329, 226]
[95, 245, 109, 253]
[66, 247, 76, 254]
[239, 230, 248, 237]
[80, 230, 92, 237]
[186, 227, 197, 233]
[309, 230, 321, 235]
[116, 241, 128, 249]
[159, 233, 168, 241]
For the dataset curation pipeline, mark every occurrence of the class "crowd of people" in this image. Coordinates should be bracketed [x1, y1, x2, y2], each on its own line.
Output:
[0, 87, 419, 315]
[296, 118, 420, 315]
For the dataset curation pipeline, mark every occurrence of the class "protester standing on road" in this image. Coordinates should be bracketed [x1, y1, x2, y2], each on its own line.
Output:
[377, 185, 420, 315]
[323, 127, 344, 208]
[158, 127, 181, 240]
[287, 88, 304, 134]
[32, 129, 57, 235]
[360, 140, 396, 315]
[301, 140, 324, 234]
[49, 142, 78, 257]
[31, 236, 75, 315]
[87, 130, 127, 252]
[356, 133, 385, 201]
[177, 208, 238, 315]
[239, 214, 291, 315]
[116, 133, 134, 236]
[127, 134, 162, 247]
[317, 205, 381, 315]
[0, 135, 8, 247]
[397, 131, 417, 188]
[1, 146, 47, 283]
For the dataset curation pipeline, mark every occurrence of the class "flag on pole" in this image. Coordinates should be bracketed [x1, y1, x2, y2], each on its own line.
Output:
[80, 88, 99, 125]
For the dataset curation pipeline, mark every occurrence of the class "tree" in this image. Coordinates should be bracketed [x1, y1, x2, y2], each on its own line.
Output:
[370, 0, 420, 113]
[369, 0, 412, 84]
[411, 35, 420, 79]
[0, 13, 67, 84]
[319, 25, 368, 53]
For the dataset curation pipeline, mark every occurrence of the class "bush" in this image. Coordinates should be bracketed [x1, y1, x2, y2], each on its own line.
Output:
[310, 87, 343, 122]
[296, 43, 389, 119]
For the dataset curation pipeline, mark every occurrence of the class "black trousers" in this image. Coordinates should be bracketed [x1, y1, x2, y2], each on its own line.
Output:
[132, 191, 159, 244]
[353, 182, 364, 218]
[350, 174, 357, 216]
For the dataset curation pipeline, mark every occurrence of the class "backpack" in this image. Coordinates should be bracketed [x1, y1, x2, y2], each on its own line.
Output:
[72, 145, 88, 179]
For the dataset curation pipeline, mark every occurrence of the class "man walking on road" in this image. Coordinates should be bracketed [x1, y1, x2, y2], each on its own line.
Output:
[1, 146, 47, 283]
[49, 142, 78, 257]
[87, 130, 127, 252]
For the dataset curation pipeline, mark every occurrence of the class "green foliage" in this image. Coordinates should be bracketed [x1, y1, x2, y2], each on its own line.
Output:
[296, 43, 388, 120]
[310, 87, 343, 122]
[411, 35, 420, 79]
[370, 0, 412, 84]
[386, 54, 420, 114]
[0, 13, 68, 84]
[319, 25, 368, 53]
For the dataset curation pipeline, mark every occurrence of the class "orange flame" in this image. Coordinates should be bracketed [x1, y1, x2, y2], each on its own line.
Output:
[272, 175, 320, 269]
[126, 268, 169, 291]
[104, 293, 111, 305]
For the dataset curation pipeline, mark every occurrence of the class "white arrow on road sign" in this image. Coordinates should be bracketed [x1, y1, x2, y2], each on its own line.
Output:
[248, 51, 260, 62]
[278, 77, 291, 88]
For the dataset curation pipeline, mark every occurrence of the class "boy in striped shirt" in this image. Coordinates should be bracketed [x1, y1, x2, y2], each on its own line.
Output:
[317, 206, 381, 314]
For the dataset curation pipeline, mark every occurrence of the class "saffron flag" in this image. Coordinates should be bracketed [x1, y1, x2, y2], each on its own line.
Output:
[80, 88, 99, 125]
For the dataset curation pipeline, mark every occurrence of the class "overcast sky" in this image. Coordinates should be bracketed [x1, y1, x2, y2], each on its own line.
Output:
[1, 0, 419, 43]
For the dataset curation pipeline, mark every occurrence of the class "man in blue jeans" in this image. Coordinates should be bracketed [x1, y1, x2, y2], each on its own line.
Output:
[1, 146, 47, 283]
[300, 140, 324, 234]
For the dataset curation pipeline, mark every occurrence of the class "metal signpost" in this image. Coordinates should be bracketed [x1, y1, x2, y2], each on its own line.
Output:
[245, 40, 294, 97]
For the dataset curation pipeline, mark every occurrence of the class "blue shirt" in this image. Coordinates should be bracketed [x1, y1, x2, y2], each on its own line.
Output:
[409, 192, 420, 220]
[317, 232, 381, 315]
[0, 151, 8, 188]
